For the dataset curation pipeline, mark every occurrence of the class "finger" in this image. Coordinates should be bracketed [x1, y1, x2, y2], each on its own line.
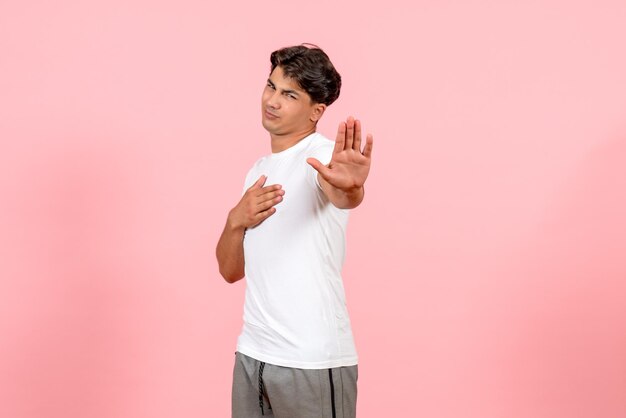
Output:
[362, 134, 374, 158]
[257, 184, 282, 196]
[307, 158, 331, 180]
[257, 193, 283, 211]
[257, 188, 284, 203]
[353, 119, 362, 151]
[345, 116, 355, 150]
[254, 206, 277, 224]
[247, 175, 267, 192]
[334, 121, 346, 154]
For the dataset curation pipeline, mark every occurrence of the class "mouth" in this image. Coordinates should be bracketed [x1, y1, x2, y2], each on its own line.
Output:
[264, 110, 279, 120]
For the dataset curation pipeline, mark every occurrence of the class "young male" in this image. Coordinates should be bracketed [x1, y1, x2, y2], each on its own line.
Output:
[216, 44, 373, 418]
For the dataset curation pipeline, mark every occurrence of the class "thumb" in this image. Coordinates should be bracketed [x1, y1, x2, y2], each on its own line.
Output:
[306, 158, 331, 179]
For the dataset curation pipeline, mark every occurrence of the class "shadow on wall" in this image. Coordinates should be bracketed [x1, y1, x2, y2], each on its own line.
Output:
[503, 134, 626, 417]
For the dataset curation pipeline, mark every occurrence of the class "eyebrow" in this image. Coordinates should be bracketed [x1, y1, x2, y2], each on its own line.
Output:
[267, 78, 301, 96]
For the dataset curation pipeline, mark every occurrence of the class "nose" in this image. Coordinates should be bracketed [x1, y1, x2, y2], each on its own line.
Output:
[266, 90, 281, 109]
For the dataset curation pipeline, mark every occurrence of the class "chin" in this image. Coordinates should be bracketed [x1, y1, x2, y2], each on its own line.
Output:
[262, 118, 281, 134]
[261, 118, 271, 131]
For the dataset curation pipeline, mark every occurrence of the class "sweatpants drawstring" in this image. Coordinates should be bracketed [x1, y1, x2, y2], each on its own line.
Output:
[329, 369, 337, 418]
[258, 361, 271, 415]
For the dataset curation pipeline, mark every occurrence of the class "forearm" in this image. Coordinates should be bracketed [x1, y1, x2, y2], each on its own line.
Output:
[215, 215, 246, 283]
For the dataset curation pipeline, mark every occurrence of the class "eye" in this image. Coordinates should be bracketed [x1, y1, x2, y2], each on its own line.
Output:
[286, 93, 297, 99]
[266, 82, 275, 90]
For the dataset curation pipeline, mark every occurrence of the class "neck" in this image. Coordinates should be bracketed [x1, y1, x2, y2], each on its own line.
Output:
[270, 127, 316, 153]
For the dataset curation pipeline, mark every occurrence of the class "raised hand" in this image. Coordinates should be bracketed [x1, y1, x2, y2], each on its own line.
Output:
[307, 116, 374, 192]
[228, 175, 284, 230]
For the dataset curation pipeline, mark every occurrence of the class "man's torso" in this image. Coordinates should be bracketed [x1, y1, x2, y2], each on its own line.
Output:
[236, 132, 358, 369]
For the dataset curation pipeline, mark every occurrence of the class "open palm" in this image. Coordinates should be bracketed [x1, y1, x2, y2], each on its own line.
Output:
[307, 116, 374, 191]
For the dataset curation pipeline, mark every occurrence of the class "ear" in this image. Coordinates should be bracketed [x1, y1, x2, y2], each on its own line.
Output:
[310, 103, 327, 123]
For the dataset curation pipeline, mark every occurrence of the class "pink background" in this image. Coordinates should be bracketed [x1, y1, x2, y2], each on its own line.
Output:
[1, 1, 625, 417]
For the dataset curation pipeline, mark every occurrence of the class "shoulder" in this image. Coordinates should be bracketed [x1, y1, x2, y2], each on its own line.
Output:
[249, 154, 270, 170]
[307, 133, 335, 164]
[309, 132, 334, 150]
[243, 155, 269, 188]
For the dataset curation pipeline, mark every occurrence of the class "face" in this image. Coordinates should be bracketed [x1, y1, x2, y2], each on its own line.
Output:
[261, 66, 326, 136]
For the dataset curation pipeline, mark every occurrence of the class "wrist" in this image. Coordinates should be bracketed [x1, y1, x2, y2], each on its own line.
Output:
[340, 184, 364, 197]
[226, 211, 246, 232]
[333, 185, 364, 209]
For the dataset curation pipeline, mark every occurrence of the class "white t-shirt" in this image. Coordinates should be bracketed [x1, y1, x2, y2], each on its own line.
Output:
[236, 132, 358, 369]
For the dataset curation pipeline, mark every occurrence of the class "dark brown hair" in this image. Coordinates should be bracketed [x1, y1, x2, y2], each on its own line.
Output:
[270, 44, 342, 106]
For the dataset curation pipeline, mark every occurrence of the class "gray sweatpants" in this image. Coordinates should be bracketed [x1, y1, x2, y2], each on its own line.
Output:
[232, 352, 358, 418]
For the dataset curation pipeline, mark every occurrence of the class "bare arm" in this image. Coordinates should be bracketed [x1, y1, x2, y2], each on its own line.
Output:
[215, 175, 284, 283]
[307, 116, 374, 209]
[215, 220, 246, 283]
